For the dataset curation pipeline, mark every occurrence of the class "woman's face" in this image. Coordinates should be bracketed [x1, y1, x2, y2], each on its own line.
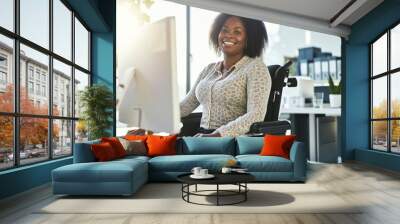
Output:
[218, 16, 247, 57]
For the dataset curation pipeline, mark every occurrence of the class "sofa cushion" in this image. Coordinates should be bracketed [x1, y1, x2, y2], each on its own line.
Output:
[91, 142, 118, 161]
[236, 155, 293, 172]
[53, 158, 148, 183]
[119, 138, 147, 156]
[236, 136, 263, 155]
[147, 135, 177, 157]
[101, 137, 127, 158]
[260, 135, 296, 159]
[180, 137, 235, 155]
[148, 154, 235, 172]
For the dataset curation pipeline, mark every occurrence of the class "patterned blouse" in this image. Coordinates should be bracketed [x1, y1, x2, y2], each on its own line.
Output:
[180, 56, 271, 137]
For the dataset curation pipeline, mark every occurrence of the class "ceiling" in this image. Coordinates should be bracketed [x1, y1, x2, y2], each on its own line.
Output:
[167, 0, 384, 37]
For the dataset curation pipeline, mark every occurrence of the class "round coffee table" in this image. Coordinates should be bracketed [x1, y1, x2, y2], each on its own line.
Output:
[177, 173, 255, 206]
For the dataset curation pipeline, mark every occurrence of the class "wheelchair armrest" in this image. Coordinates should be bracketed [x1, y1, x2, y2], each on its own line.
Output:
[248, 120, 291, 135]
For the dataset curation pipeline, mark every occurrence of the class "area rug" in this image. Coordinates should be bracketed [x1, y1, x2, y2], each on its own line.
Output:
[37, 183, 362, 214]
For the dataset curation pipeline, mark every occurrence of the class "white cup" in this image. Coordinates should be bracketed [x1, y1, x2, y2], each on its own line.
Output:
[221, 167, 232, 174]
[191, 167, 202, 176]
[199, 169, 208, 176]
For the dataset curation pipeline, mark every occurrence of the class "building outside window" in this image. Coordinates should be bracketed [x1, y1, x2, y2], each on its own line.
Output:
[370, 23, 400, 154]
[0, 0, 91, 170]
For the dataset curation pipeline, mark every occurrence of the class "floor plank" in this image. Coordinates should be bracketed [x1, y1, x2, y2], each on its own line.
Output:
[1, 162, 400, 224]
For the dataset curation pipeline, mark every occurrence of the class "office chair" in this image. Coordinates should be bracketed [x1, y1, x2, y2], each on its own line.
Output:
[180, 61, 296, 136]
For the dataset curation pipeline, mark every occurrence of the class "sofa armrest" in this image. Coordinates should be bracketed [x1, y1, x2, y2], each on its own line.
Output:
[73, 140, 100, 163]
[289, 141, 307, 181]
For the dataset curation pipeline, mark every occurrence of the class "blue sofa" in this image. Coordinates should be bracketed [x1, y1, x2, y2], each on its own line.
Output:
[52, 137, 306, 196]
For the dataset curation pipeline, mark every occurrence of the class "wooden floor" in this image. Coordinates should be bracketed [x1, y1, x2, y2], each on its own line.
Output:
[1, 162, 400, 224]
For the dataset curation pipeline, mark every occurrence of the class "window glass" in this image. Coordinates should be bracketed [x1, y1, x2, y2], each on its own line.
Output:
[20, 0, 49, 49]
[20, 44, 49, 115]
[74, 18, 89, 69]
[75, 120, 88, 143]
[53, 119, 72, 157]
[190, 7, 220, 90]
[372, 77, 387, 119]
[0, 34, 13, 113]
[0, 116, 13, 170]
[53, 0, 72, 60]
[372, 121, 388, 151]
[19, 117, 49, 165]
[391, 120, 400, 153]
[372, 34, 387, 76]
[53, 59, 72, 117]
[391, 24, 400, 70]
[391, 72, 400, 118]
[74, 69, 89, 118]
[0, 0, 14, 31]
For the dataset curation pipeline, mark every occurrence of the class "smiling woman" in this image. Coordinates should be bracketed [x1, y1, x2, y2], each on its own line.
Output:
[180, 14, 271, 137]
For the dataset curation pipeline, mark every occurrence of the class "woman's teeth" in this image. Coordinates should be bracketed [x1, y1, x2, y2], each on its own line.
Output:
[223, 41, 235, 46]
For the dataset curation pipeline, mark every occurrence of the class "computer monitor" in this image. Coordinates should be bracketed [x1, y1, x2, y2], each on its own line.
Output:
[117, 17, 181, 134]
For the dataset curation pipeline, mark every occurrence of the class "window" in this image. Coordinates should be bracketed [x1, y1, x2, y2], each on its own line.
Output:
[0, 35, 14, 113]
[28, 81, 34, 94]
[74, 18, 89, 70]
[20, 0, 49, 49]
[42, 85, 46, 97]
[53, 59, 72, 117]
[36, 84, 40, 95]
[74, 69, 89, 119]
[53, 119, 72, 158]
[0, 0, 91, 170]
[0, 0, 14, 32]
[0, 55, 7, 67]
[35, 70, 41, 81]
[53, 0, 72, 60]
[28, 67, 34, 80]
[0, 116, 13, 170]
[0, 71, 6, 85]
[370, 23, 400, 153]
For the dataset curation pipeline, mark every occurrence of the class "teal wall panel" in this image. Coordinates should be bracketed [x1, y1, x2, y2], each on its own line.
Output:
[0, 158, 72, 199]
[355, 149, 400, 172]
[91, 32, 115, 136]
[344, 0, 400, 172]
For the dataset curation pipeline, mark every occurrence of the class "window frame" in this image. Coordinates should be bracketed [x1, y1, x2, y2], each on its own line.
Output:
[0, 0, 92, 171]
[370, 20, 400, 154]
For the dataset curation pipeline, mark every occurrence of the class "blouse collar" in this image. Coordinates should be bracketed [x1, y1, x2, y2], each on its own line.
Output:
[215, 55, 251, 75]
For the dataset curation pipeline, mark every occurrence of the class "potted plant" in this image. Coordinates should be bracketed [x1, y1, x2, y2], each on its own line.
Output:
[79, 84, 114, 140]
[328, 75, 341, 108]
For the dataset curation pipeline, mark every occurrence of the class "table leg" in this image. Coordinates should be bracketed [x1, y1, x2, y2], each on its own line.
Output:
[195, 184, 197, 192]
[217, 184, 219, 206]
[187, 184, 190, 202]
[309, 113, 317, 162]
[245, 183, 247, 201]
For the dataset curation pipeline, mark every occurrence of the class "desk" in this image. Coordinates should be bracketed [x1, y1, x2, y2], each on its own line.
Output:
[280, 105, 341, 162]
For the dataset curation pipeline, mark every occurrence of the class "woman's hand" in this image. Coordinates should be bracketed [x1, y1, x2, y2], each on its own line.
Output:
[194, 132, 221, 137]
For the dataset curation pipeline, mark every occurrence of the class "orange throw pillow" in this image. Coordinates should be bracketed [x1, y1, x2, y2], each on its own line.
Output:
[101, 137, 127, 158]
[146, 135, 177, 157]
[125, 135, 148, 142]
[91, 142, 117, 161]
[260, 134, 296, 159]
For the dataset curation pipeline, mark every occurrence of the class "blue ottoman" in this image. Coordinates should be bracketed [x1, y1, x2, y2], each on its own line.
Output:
[52, 156, 148, 196]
